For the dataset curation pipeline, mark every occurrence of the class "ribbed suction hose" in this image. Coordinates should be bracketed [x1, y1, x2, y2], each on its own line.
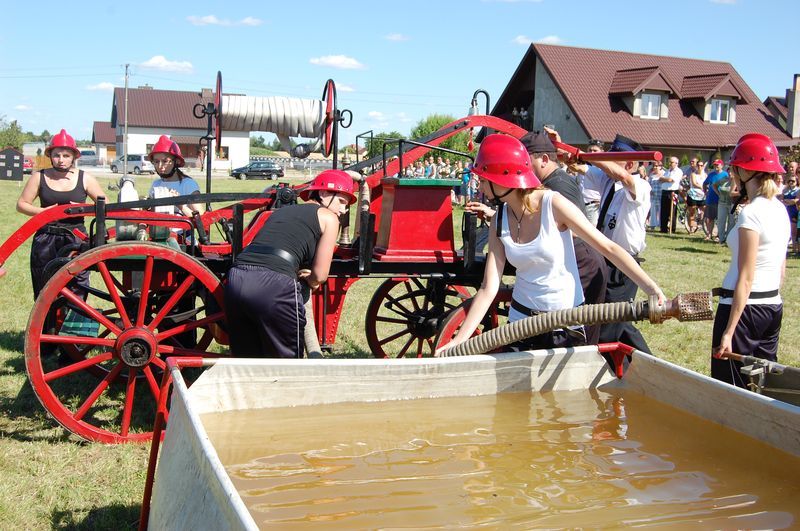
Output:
[437, 292, 712, 357]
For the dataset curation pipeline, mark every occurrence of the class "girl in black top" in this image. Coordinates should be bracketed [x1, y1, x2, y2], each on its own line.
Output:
[16, 129, 103, 299]
[224, 170, 355, 358]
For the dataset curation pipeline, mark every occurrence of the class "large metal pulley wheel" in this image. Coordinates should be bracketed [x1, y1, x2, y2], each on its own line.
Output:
[24, 242, 227, 443]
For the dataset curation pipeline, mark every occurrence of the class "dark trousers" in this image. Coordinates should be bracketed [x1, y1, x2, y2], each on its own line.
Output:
[598, 259, 651, 354]
[711, 302, 782, 388]
[573, 238, 608, 345]
[660, 190, 677, 233]
[30, 226, 89, 300]
[224, 265, 305, 358]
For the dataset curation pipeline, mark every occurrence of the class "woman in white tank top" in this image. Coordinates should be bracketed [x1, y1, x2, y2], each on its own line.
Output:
[436, 135, 664, 354]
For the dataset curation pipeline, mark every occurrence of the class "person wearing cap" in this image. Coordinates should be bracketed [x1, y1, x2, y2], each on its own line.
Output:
[16, 129, 104, 299]
[437, 134, 664, 355]
[147, 135, 205, 217]
[224, 170, 354, 358]
[573, 139, 606, 226]
[703, 159, 728, 240]
[546, 128, 655, 354]
[712, 134, 789, 388]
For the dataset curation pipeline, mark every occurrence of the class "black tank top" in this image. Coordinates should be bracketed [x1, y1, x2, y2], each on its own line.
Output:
[235, 204, 323, 277]
[39, 170, 87, 226]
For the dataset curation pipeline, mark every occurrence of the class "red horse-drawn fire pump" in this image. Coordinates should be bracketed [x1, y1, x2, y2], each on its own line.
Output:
[0, 73, 666, 443]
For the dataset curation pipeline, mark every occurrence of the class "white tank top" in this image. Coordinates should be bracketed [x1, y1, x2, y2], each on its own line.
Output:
[500, 191, 584, 320]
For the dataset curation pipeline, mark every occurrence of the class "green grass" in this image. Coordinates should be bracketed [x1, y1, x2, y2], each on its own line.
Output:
[0, 176, 798, 528]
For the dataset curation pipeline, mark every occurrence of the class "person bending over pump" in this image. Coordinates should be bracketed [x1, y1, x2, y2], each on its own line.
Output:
[435, 134, 664, 355]
[712, 134, 789, 387]
[16, 129, 104, 299]
[224, 170, 355, 358]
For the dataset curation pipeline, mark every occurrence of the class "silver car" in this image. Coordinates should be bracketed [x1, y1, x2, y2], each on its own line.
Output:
[110, 154, 155, 175]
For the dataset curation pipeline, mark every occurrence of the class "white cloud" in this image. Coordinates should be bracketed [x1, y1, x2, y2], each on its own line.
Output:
[385, 33, 409, 42]
[337, 83, 355, 92]
[14, 104, 31, 111]
[537, 35, 563, 45]
[239, 16, 263, 26]
[187, 15, 263, 26]
[368, 111, 385, 120]
[396, 112, 413, 123]
[512, 34, 562, 45]
[139, 55, 194, 74]
[309, 55, 365, 70]
[86, 82, 115, 92]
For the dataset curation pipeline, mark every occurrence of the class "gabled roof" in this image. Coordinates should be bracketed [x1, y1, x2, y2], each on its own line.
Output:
[680, 73, 746, 102]
[764, 96, 788, 122]
[111, 87, 246, 131]
[493, 43, 792, 148]
[609, 67, 680, 96]
[91, 121, 116, 144]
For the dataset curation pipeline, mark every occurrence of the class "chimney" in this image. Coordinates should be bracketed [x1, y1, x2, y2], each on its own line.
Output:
[201, 88, 213, 99]
[787, 74, 800, 139]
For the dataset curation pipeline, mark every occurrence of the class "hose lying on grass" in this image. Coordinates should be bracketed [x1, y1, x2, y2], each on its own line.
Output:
[436, 292, 713, 358]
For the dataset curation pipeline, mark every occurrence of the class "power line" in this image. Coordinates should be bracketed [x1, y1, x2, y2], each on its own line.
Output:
[0, 72, 121, 80]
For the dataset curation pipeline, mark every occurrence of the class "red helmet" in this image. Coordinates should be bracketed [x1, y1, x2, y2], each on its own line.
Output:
[729, 133, 785, 174]
[45, 129, 80, 158]
[299, 170, 356, 205]
[472, 134, 541, 189]
[148, 135, 185, 167]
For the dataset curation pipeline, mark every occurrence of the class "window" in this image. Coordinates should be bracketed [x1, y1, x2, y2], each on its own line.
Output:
[710, 99, 730, 123]
[640, 93, 661, 119]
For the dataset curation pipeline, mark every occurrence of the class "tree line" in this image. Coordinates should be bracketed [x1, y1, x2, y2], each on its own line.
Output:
[0, 117, 54, 151]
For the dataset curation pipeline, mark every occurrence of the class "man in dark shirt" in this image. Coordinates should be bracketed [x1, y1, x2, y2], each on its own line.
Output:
[520, 132, 608, 344]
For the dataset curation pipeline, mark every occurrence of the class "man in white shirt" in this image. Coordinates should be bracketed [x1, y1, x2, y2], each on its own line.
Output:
[589, 134, 653, 354]
[659, 156, 683, 233]
[574, 139, 605, 226]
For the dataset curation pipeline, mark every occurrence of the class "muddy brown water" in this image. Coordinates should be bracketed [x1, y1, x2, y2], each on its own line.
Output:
[202, 390, 800, 529]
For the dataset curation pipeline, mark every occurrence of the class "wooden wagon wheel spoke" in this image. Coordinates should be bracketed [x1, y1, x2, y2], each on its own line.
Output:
[158, 344, 220, 358]
[396, 335, 417, 358]
[375, 316, 410, 325]
[58, 288, 122, 336]
[147, 274, 196, 331]
[404, 280, 422, 312]
[378, 328, 413, 347]
[73, 362, 124, 421]
[43, 351, 114, 383]
[142, 366, 161, 402]
[120, 368, 137, 437]
[136, 256, 154, 327]
[155, 312, 224, 342]
[381, 294, 417, 319]
[40, 334, 115, 347]
[97, 261, 132, 329]
[150, 356, 167, 370]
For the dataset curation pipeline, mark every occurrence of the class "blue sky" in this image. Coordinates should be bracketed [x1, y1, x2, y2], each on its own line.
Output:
[1, 0, 797, 148]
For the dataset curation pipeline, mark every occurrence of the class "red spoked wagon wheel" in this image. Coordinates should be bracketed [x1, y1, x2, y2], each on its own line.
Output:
[365, 278, 471, 358]
[25, 242, 226, 443]
[433, 287, 512, 352]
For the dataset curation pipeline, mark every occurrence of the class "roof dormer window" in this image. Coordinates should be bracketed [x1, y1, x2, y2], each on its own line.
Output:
[640, 93, 662, 120]
[709, 98, 730, 124]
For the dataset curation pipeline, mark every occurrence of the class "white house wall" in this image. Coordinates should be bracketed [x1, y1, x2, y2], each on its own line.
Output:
[114, 127, 250, 170]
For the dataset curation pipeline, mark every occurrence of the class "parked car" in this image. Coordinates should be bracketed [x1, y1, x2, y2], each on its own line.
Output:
[23, 156, 33, 174]
[230, 161, 284, 180]
[78, 149, 98, 167]
[110, 154, 154, 175]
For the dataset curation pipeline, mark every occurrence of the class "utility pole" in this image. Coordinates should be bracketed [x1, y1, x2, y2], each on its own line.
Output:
[123, 63, 129, 177]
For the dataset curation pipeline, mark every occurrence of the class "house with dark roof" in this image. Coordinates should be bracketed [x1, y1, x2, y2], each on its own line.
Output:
[764, 74, 800, 139]
[91, 121, 116, 164]
[492, 44, 795, 159]
[110, 86, 250, 169]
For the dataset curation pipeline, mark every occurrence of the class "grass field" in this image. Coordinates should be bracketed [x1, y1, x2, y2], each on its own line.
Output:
[0, 174, 798, 529]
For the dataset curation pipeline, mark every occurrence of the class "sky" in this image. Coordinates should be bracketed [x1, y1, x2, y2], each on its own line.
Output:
[1, 0, 797, 149]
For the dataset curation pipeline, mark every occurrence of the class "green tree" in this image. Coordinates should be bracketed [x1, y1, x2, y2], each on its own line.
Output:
[250, 135, 266, 148]
[0, 118, 27, 150]
[365, 131, 405, 159]
[409, 114, 470, 162]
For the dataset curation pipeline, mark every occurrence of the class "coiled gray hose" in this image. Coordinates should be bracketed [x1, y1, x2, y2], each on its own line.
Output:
[438, 300, 647, 357]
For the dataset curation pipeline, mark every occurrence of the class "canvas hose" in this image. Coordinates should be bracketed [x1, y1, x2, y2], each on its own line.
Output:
[222, 95, 325, 153]
[438, 299, 650, 357]
[304, 298, 322, 359]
